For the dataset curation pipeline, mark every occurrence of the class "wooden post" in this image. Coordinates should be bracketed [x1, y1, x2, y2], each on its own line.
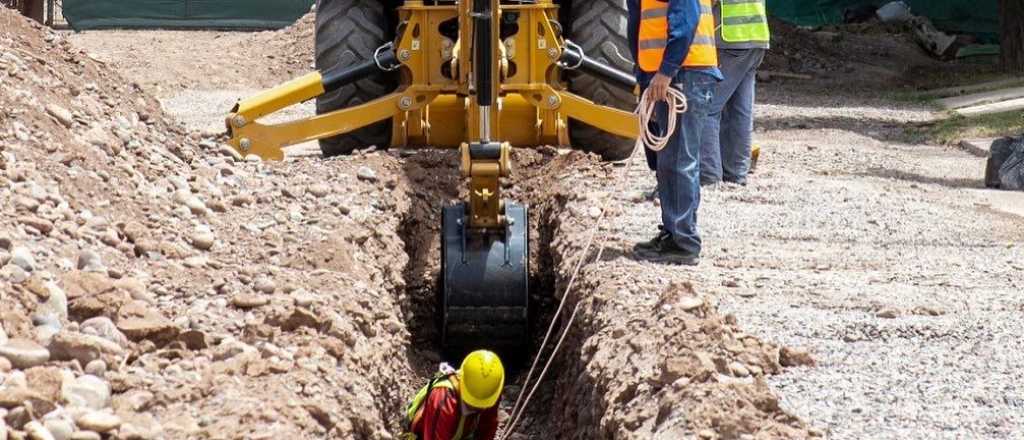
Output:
[21, 0, 44, 23]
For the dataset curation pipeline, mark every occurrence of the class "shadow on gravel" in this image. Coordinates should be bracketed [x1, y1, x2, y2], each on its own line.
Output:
[756, 115, 937, 145]
[854, 167, 985, 189]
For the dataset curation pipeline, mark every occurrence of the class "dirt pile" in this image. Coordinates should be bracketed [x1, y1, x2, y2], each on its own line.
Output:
[243, 11, 316, 81]
[0, 8, 421, 439]
[762, 18, 939, 86]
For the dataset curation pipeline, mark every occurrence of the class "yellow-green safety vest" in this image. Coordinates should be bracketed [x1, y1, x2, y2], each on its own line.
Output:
[719, 0, 770, 43]
[402, 374, 478, 440]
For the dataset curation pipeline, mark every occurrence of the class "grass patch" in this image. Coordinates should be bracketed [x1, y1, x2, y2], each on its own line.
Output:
[903, 110, 1024, 144]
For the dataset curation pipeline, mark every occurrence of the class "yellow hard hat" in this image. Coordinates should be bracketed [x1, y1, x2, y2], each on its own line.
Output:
[458, 350, 505, 409]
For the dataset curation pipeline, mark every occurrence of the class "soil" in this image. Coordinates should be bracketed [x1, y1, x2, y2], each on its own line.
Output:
[2, 6, 1022, 440]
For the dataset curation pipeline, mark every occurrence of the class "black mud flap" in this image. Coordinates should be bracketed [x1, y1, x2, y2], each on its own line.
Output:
[440, 202, 529, 359]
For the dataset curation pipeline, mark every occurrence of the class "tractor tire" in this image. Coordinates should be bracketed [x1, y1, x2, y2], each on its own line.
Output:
[565, 0, 637, 161]
[315, 0, 396, 157]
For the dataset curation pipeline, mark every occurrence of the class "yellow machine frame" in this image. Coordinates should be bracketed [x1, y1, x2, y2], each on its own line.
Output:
[226, 0, 639, 227]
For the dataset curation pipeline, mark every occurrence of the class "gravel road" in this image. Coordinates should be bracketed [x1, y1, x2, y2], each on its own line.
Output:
[609, 84, 1024, 439]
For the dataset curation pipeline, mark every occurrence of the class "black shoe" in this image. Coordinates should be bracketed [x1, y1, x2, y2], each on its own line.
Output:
[635, 236, 700, 266]
[724, 177, 748, 186]
[633, 226, 670, 252]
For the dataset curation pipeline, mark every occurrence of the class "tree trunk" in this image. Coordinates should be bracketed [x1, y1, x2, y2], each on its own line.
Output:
[1001, 0, 1024, 72]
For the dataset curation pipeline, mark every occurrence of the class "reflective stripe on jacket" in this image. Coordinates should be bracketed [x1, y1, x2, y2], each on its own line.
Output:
[638, 0, 718, 72]
[717, 0, 770, 49]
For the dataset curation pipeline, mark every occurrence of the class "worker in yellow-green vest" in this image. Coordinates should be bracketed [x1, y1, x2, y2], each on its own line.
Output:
[699, 0, 770, 186]
[401, 350, 503, 440]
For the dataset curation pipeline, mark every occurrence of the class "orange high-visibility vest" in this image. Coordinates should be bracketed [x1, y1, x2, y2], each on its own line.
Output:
[638, 0, 718, 72]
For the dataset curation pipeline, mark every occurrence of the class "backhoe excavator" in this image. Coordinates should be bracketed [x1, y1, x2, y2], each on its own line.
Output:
[224, 0, 639, 356]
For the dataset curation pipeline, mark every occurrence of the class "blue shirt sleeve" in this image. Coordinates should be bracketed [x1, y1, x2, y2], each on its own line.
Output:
[659, 0, 701, 78]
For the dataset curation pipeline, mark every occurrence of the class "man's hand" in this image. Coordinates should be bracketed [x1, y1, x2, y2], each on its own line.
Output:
[648, 72, 672, 102]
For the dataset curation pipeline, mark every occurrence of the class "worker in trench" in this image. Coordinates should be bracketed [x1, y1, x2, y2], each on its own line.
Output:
[699, 0, 770, 186]
[629, 0, 722, 265]
[401, 350, 505, 440]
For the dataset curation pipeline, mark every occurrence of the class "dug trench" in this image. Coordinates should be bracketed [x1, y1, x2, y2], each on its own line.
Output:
[391, 149, 819, 439]
[1, 10, 817, 438]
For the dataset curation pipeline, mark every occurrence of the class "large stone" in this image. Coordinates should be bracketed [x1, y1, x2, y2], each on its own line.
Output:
[75, 251, 104, 273]
[43, 418, 74, 440]
[10, 247, 36, 272]
[61, 375, 110, 410]
[0, 416, 6, 440]
[0, 339, 50, 369]
[45, 104, 74, 128]
[25, 367, 66, 402]
[74, 412, 121, 433]
[48, 331, 125, 366]
[24, 421, 56, 440]
[189, 229, 215, 251]
[0, 387, 53, 412]
[115, 303, 179, 344]
[34, 281, 68, 322]
[79, 317, 130, 348]
[230, 294, 269, 309]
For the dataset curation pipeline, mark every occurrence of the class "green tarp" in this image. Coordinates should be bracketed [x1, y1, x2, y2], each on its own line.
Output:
[63, 0, 315, 30]
[766, 0, 1000, 42]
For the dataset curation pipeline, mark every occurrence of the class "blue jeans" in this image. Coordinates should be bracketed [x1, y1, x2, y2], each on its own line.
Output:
[700, 48, 765, 183]
[641, 70, 716, 254]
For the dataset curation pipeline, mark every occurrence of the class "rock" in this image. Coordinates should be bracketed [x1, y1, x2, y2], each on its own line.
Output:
[182, 256, 207, 269]
[76, 251, 104, 273]
[0, 357, 11, 373]
[230, 294, 269, 309]
[115, 302, 179, 344]
[6, 265, 30, 284]
[253, 277, 275, 294]
[189, 230, 215, 251]
[0, 323, 6, 344]
[0, 250, 9, 267]
[43, 418, 73, 440]
[729, 361, 751, 377]
[212, 339, 256, 362]
[0, 387, 54, 414]
[230, 194, 254, 207]
[308, 184, 330, 198]
[678, 296, 704, 311]
[779, 346, 816, 367]
[111, 278, 151, 304]
[24, 421, 56, 440]
[11, 247, 36, 272]
[292, 291, 316, 307]
[25, 367, 65, 402]
[34, 281, 68, 322]
[113, 390, 154, 413]
[7, 405, 31, 429]
[114, 413, 161, 440]
[18, 217, 54, 235]
[45, 105, 74, 128]
[48, 331, 125, 366]
[74, 412, 120, 433]
[0, 416, 6, 440]
[177, 330, 209, 350]
[876, 308, 899, 319]
[269, 308, 322, 332]
[0, 339, 50, 369]
[69, 431, 101, 440]
[79, 318, 129, 348]
[84, 360, 106, 376]
[356, 166, 378, 182]
[61, 375, 110, 410]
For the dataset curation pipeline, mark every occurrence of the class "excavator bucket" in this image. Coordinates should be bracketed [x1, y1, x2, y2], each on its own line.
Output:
[440, 202, 529, 356]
